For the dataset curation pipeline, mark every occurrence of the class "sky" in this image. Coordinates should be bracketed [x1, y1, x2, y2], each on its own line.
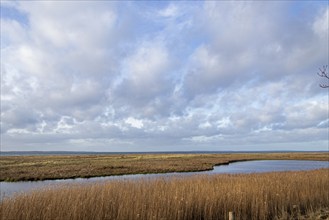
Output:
[0, 1, 328, 152]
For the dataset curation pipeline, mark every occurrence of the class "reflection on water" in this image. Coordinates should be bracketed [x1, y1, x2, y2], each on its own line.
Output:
[1, 160, 328, 200]
[206, 160, 329, 174]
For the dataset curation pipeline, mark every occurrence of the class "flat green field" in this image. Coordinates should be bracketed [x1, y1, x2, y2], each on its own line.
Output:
[0, 152, 328, 181]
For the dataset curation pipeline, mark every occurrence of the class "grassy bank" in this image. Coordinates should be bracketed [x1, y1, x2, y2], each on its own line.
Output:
[1, 169, 328, 220]
[0, 152, 328, 181]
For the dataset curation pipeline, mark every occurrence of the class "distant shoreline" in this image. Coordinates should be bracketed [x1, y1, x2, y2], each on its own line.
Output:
[1, 150, 327, 156]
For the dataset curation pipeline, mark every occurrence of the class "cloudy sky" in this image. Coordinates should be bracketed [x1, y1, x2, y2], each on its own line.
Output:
[1, 1, 328, 152]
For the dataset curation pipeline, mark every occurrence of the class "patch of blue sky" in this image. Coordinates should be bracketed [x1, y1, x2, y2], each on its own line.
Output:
[0, 4, 29, 26]
[287, 1, 328, 21]
[135, 1, 170, 10]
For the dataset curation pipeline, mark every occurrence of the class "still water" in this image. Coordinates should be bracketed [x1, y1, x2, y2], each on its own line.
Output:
[1, 160, 328, 200]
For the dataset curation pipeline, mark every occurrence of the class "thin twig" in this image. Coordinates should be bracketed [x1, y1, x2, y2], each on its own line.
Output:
[318, 65, 329, 88]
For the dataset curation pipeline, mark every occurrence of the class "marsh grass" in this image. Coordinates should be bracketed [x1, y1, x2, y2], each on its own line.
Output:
[1, 169, 328, 220]
[1, 152, 328, 181]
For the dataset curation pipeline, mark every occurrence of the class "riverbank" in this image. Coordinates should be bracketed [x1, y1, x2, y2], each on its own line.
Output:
[1, 169, 328, 220]
[1, 152, 328, 182]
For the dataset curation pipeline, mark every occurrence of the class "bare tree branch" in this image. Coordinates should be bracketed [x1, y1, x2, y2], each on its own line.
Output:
[317, 65, 329, 88]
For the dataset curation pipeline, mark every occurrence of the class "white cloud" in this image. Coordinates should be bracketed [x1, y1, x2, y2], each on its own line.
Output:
[122, 42, 171, 90]
[158, 4, 178, 18]
[1, 1, 328, 151]
[199, 121, 212, 129]
[313, 7, 329, 38]
[125, 117, 144, 129]
[216, 117, 232, 129]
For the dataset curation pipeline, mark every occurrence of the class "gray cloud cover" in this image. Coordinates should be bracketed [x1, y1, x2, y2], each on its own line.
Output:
[1, 1, 328, 151]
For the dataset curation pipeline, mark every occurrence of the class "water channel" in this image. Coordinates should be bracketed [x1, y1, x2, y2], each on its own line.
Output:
[1, 160, 328, 200]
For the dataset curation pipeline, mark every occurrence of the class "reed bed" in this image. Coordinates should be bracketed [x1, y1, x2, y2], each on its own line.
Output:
[1, 169, 328, 220]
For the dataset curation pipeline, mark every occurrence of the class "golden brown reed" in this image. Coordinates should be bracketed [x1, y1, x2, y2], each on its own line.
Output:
[1, 152, 328, 181]
[1, 169, 328, 220]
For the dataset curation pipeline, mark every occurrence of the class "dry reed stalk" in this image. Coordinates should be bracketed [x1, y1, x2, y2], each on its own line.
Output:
[1, 169, 328, 220]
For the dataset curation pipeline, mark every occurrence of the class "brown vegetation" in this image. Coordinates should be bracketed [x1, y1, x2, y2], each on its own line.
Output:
[0, 152, 328, 181]
[1, 169, 328, 220]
